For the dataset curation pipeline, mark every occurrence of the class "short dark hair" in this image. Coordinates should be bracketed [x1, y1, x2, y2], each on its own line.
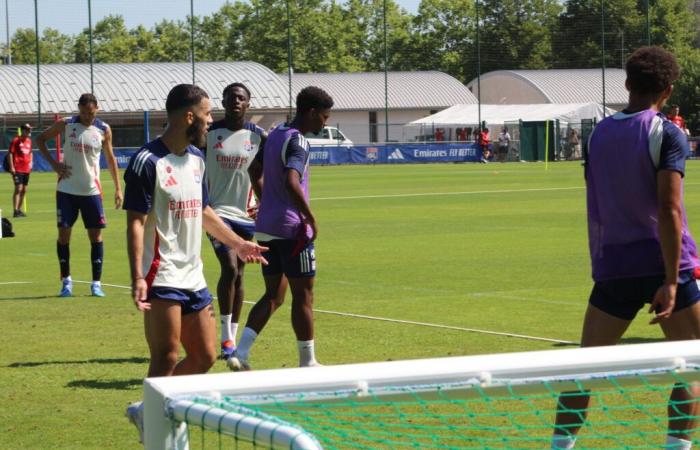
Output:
[78, 93, 98, 107]
[296, 86, 334, 115]
[165, 84, 209, 114]
[223, 82, 251, 100]
[625, 46, 680, 95]
[671, 104, 679, 109]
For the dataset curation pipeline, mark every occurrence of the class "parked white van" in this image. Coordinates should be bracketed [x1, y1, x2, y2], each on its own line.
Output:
[305, 126, 353, 147]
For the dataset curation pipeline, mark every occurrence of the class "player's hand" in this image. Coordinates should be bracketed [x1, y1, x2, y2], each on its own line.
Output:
[114, 190, 123, 209]
[649, 282, 677, 324]
[234, 241, 269, 265]
[54, 162, 71, 178]
[132, 278, 150, 311]
[305, 217, 318, 242]
[247, 205, 258, 220]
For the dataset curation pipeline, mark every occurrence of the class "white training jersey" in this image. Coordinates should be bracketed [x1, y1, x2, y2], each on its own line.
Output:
[205, 121, 264, 224]
[58, 116, 108, 196]
[123, 138, 209, 291]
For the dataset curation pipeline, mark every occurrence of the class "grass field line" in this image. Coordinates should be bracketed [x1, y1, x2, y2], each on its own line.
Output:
[72, 280, 577, 345]
[0, 281, 33, 285]
[311, 186, 584, 201]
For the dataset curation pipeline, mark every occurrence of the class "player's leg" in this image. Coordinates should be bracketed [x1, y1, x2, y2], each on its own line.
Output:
[658, 278, 700, 448]
[144, 299, 182, 377]
[11, 175, 21, 216]
[552, 300, 632, 448]
[286, 241, 318, 367]
[56, 193, 78, 297]
[214, 246, 239, 358]
[82, 194, 107, 297]
[177, 302, 218, 375]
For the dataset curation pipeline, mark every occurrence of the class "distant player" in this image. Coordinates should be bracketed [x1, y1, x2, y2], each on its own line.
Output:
[229, 86, 334, 371]
[123, 84, 267, 442]
[205, 82, 266, 364]
[7, 123, 33, 217]
[37, 94, 122, 297]
[551, 47, 700, 450]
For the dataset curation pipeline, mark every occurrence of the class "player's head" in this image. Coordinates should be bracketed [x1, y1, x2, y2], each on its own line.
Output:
[166, 84, 212, 147]
[296, 86, 333, 134]
[669, 104, 680, 116]
[625, 46, 679, 105]
[222, 82, 251, 119]
[20, 123, 32, 137]
[77, 93, 99, 125]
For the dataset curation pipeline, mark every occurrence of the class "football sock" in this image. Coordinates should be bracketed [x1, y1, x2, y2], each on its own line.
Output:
[665, 436, 692, 449]
[57, 242, 70, 278]
[551, 434, 576, 449]
[91, 241, 104, 281]
[236, 328, 258, 361]
[230, 322, 239, 346]
[220, 314, 233, 343]
[298, 340, 317, 367]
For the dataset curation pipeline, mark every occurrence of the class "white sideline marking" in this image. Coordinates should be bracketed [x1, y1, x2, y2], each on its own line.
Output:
[312, 186, 584, 201]
[0, 281, 33, 285]
[73, 280, 576, 345]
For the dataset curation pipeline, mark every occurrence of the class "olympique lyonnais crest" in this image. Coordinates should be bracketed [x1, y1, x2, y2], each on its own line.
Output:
[214, 135, 224, 149]
[366, 147, 378, 161]
[194, 169, 201, 184]
[243, 140, 253, 152]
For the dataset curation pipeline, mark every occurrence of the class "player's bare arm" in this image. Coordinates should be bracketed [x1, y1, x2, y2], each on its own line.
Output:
[650, 169, 684, 324]
[285, 169, 317, 241]
[126, 210, 150, 311]
[248, 158, 264, 200]
[202, 206, 268, 264]
[37, 120, 70, 178]
[102, 126, 123, 209]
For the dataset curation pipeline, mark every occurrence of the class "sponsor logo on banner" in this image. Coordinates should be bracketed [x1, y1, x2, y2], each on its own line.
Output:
[366, 147, 378, 161]
[388, 149, 405, 160]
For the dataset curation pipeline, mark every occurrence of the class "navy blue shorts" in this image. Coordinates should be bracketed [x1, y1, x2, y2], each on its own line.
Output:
[148, 286, 213, 315]
[208, 218, 255, 255]
[13, 172, 29, 186]
[260, 239, 316, 278]
[589, 270, 700, 320]
[56, 191, 106, 229]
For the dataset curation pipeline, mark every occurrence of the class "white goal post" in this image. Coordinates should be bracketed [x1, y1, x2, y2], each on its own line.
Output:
[143, 340, 700, 450]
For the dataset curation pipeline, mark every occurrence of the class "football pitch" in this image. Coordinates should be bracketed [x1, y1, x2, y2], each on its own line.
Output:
[1, 161, 699, 449]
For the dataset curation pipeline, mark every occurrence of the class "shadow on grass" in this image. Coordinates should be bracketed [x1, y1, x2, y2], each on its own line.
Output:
[67, 378, 143, 391]
[8, 356, 148, 368]
[552, 336, 664, 348]
[0, 295, 57, 301]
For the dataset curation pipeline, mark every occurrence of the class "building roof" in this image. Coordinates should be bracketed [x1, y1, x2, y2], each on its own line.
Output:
[468, 69, 628, 106]
[0, 61, 290, 115]
[290, 71, 478, 111]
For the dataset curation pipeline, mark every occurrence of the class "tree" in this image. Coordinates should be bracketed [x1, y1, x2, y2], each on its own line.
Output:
[10, 27, 74, 64]
[73, 15, 138, 63]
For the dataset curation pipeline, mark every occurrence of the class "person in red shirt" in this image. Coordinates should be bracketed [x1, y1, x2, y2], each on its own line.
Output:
[479, 127, 491, 163]
[8, 124, 33, 217]
[668, 104, 690, 136]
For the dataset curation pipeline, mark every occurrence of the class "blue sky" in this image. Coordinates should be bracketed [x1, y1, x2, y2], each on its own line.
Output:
[2, 0, 421, 38]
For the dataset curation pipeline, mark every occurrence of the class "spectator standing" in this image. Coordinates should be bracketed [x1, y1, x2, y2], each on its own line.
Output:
[497, 126, 511, 162]
[7, 124, 33, 217]
[667, 105, 690, 136]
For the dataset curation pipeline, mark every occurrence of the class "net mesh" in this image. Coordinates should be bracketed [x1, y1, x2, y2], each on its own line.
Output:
[171, 366, 700, 449]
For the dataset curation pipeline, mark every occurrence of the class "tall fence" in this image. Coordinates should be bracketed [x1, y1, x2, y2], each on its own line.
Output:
[0, 0, 698, 154]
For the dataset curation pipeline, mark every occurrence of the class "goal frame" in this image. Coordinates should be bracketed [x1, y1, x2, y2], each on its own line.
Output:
[143, 339, 700, 450]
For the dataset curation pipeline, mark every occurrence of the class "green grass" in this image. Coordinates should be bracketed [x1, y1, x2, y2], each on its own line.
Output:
[1, 161, 699, 448]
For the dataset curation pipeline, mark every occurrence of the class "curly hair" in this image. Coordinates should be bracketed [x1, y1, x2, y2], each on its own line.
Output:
[625, 46, 680, 95]
[296, 86, 334, 115]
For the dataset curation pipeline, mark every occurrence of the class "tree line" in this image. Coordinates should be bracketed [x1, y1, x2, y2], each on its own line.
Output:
[2, 0, 699, 129]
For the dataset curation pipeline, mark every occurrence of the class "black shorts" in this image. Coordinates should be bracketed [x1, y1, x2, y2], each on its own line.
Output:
[589, 270, 700, 320]
[13, 172, 29, 186]
[260, 239, 316, 278]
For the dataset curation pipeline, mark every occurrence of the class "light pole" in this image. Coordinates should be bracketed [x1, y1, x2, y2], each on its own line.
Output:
[4, 0, 10, 64]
